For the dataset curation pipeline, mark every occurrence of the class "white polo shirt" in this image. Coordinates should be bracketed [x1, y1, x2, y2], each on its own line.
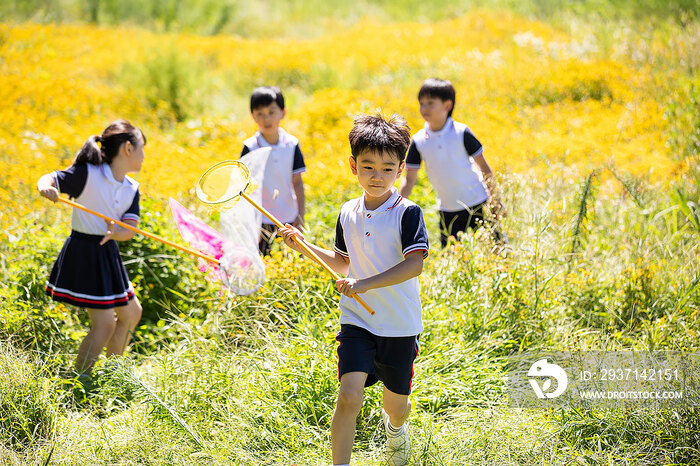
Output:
[241, 128, 306, 224]
[334, 188, 429, 337]
[53, 163, 140, 235]
[406, 117, 489, 212]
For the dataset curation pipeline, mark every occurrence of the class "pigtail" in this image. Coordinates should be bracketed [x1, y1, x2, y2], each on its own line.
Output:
[72, 135, 103, 166]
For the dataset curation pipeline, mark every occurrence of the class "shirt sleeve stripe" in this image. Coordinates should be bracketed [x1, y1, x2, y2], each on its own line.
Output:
[292, 167, 307, 175]
[334, 246, 349, 257]
[405, 163, 421, 170]
[121, 214, 140, 221]
[403, 244, 429, 259]
[469, 147, 484, 157]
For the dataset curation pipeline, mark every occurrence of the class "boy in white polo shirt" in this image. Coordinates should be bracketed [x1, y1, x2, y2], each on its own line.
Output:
[280, 114, 428, 466]
[241, 86, 306, 255]
[399, 78, 506, 248]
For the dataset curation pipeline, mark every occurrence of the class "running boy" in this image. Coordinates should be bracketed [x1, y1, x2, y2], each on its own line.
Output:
[241, 86, 306, 255]
[280, 114, 428, 466]
[399, 78, 506, 247]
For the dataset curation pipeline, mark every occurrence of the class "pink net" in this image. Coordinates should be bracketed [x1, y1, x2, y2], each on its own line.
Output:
[168, 198, 264, 294]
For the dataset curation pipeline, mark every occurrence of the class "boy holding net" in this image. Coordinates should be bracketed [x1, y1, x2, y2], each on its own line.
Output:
[280, 113, 428, 466]
[241, 86, 306, 256]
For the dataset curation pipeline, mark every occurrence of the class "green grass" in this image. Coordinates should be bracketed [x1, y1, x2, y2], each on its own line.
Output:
[2, 165, 699, 464]
[2, 2, 700, 464]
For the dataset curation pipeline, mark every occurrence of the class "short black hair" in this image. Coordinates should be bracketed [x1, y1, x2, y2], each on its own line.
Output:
[418, 78, 456, 116]
[348, 113, 411, 163]
[250, 86, 285, 112]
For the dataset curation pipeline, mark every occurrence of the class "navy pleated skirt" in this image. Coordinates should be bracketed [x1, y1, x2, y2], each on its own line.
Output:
[45, 231, 135, 309]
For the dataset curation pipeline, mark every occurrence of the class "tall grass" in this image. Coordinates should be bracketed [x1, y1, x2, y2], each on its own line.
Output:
[2, 2, 700, 464]
[2, 168, 699, 464]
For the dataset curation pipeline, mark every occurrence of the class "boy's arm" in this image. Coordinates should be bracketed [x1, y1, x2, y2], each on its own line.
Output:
[339, 204, 427, 296]
[279, 224, 350, 276]
[473, 153, 494, 187]
[399, 140, 421, 198]
[473, 153, 505, 217]
[291, 144, 306, 229]
[398, 168, 418, 198]
[292, 173, 305, 229]
[336, 252, 423, 296]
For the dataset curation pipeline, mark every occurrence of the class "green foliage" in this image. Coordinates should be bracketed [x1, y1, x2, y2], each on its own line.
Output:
[666, 79, 700, 161]
[569, 170, 598, 258]
[667, 79, 700, 232]
[1, 0, 239, 34]
[500, 0, 699, 23]
[556, 406, 700, 462]
[673, 156, 700, 234]
[524, 75, 614, 106]
[666, 78, 700, 233]
[120, 47, 210, 122]
[0, 342, 56, 450]
[99, 357, 204, 448]
[2, 0, 698, 37]
[675, 176, 700, 233]
[0, 218, 73, 353]
[608, 164, 649, 208]
[120, 196, 219, 323]
[2, 3, 700, 464]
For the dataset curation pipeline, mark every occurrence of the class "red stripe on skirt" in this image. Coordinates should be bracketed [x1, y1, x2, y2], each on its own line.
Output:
[46, 286, 134, 305]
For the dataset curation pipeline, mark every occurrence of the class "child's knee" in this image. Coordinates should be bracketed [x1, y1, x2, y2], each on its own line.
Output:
[132, 301, 143, 321]
[336, 387, 363, 414]
[94, 316, 117, 336]
[384, 397, 411, 420]
[120, 301, 142, 325]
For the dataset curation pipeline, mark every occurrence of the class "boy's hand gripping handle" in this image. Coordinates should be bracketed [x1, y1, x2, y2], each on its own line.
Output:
[239, 191, 376, 316]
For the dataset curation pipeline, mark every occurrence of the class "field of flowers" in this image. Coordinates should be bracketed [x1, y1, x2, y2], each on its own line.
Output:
[1, 4, 699, 465]
[1, 10, 691, 222]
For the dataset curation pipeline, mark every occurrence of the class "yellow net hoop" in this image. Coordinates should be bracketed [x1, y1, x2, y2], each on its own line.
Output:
[195, 160, 258, 212]
[194, 159, 266, 295]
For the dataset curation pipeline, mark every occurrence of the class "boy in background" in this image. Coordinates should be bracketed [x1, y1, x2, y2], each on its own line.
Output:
[399, 78, 506, 248]
[280, 114, 428, 466]
[241, 86, 306, 255]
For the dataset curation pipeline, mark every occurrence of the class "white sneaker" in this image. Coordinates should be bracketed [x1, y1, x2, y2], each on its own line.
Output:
[381, 409, 411, 466]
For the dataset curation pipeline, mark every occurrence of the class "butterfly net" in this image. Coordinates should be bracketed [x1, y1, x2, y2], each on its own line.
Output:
[189, 149, 274, 294]
[170, 151, 274, 295]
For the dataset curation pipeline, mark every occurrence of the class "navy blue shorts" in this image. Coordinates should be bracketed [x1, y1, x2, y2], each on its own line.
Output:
[258, 224, 278, 256]
[439, 203, 506, 247]
[336, 324, 420, 396]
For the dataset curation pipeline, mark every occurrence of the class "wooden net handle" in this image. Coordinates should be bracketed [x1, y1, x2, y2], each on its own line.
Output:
[57, 197, 220, 265]
[239, 191, 375, 316]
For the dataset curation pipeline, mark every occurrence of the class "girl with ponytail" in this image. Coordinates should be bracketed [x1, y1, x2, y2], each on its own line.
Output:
[37, 120, 147, 377]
